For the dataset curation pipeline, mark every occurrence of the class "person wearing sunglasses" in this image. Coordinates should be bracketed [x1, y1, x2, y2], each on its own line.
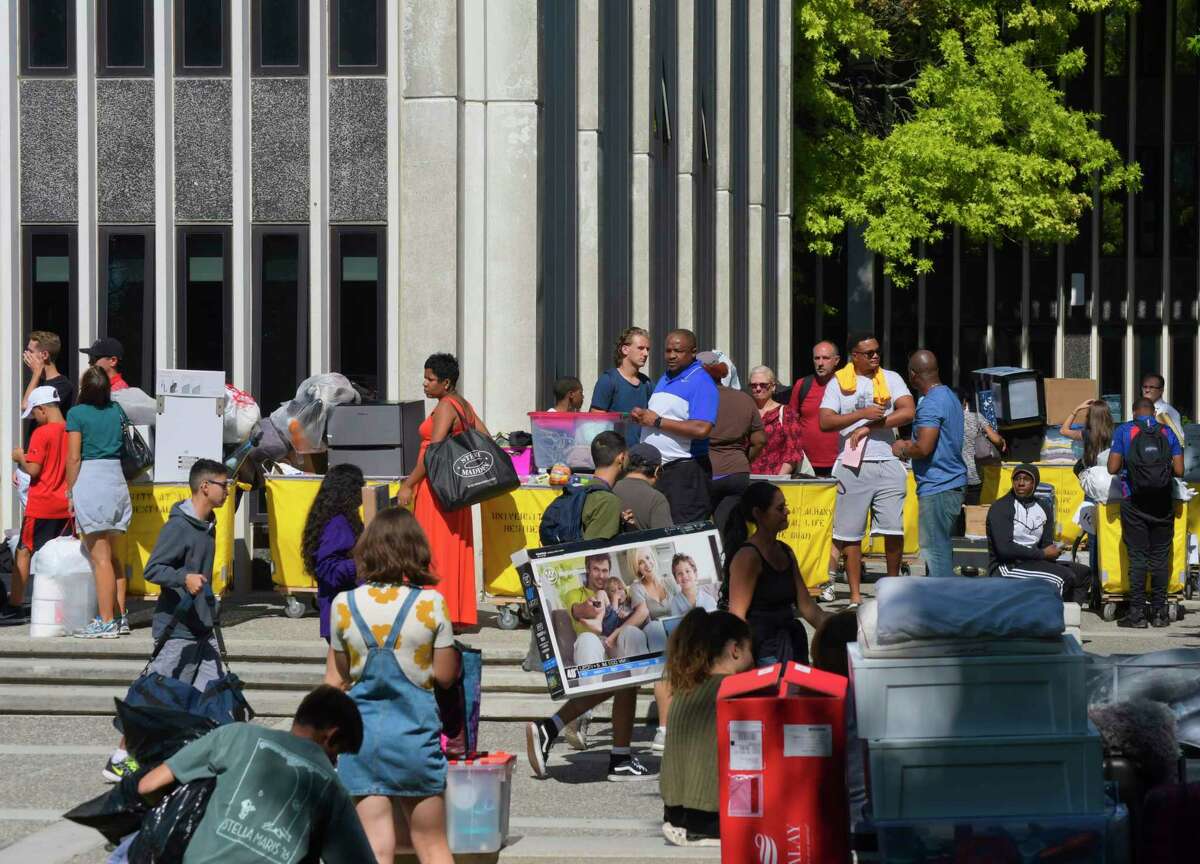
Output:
[818, 333, 915, 606]
[1140, 373, 1183, 441]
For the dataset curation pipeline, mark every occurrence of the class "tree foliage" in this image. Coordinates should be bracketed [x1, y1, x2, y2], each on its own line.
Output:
[795, 0, 1142, 286]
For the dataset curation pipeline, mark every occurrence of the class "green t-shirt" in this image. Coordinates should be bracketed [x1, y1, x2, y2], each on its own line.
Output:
[65, 403, 124, 461]
[165, 724, 374, 864]
[581, 490, 622, 541]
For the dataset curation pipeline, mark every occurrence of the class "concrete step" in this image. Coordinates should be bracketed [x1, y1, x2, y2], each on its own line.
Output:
[0, 657, 559, 693]
[0, 636, 529, 666]
[396, 828, 721, 863]
[0, 684, 656, 721]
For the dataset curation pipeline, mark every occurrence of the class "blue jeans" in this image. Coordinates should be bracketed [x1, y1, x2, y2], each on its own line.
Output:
[919, 488, 965, 578]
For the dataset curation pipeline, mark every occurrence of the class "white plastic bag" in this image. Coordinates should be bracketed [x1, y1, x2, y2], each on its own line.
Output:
[223, 384, 261, 444]
[30, 537, 97, 637]
[268, 373, 360, 454]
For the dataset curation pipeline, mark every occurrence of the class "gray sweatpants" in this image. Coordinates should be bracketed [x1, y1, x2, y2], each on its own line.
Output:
[147, 635, 223, 692]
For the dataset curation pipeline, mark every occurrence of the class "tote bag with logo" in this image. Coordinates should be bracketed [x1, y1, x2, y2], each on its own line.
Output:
[424, 400, 519, 511]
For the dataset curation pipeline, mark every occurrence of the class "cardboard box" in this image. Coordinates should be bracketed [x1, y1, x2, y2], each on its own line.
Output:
[963, 504, 989, 539]
[1043, 378, 1098, 425]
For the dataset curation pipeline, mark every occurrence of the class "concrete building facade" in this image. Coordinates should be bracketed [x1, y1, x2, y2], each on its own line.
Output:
[0, 0, 794, 534]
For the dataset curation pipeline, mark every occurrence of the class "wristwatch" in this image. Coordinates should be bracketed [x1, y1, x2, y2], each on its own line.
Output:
[653, 416, 663, 429]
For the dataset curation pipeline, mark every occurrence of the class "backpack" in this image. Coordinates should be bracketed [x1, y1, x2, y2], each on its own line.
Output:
[1126, 418, 1173, 495]
[538, 480, 608, 545]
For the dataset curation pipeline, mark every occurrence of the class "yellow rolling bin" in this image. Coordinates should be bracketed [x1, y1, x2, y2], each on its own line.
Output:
[126, 482, 236, 597]
[479, 485, 560, 630]
[1094, 500, 1189, 622]
[264, 475, 401, 619]
[775, 479, 838, 599]
[980, 462, 1085, 545]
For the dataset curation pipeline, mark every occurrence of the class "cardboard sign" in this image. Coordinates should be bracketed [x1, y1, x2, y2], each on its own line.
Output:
[517, 524, 724, 700]
[480, 486, 562, 597]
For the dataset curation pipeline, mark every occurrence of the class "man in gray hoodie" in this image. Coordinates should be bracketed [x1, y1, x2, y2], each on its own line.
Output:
[103, 458, 231, 783]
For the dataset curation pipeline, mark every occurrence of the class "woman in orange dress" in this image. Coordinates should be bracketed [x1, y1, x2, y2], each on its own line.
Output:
[396, 353, 488, 629]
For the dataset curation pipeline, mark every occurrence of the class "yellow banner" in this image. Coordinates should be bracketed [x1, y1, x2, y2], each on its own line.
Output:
[775, 481, 838, 589]
[981, 463, 1085, 544]
[863, 469, 920, 556]
[264, 476, 401, 591]
[480, 487, 562, 597]
[125, 483, 236, 596]
[1096, 501, 1188, 595]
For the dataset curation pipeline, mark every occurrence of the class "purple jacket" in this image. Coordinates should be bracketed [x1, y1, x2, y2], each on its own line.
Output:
[315, 514, 359, 641]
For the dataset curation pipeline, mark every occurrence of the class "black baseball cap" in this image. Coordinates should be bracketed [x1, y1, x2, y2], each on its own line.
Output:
[80, 337, 123, 359]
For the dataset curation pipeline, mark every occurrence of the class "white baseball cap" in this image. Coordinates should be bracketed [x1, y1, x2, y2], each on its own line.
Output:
[22, 385, 60, 419]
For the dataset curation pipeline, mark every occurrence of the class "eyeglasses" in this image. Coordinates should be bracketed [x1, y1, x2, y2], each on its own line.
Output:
[853, 349, 880, 357]
[205, 479, 234, 489]
[1141, 384, 1163, 391]
[748, 382, 773, 390]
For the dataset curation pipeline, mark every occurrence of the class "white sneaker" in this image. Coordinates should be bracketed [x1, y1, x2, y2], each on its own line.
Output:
[563, 716, 589, 751]
[651, 726, 666, 753]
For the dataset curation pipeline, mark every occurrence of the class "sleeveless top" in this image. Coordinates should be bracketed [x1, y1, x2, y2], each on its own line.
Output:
[722, 541, 808, 667]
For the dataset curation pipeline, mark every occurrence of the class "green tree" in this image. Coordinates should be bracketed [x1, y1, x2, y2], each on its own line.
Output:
[795, 0, 1142, 287]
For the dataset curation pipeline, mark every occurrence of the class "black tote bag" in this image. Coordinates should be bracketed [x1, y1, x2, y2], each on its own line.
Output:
[424, 399, 518, 511]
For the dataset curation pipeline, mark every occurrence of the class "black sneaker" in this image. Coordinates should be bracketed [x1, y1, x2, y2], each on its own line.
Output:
[1117, 611, 1148, 629]
[608, 753, 656, 781]
[0, 605, 28, 626]
[1150, 608, 1171, 628]
[525, 720, 554, 779]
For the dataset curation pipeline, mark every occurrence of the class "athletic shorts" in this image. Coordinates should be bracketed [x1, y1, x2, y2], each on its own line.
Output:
[832, 459, 907, 543]
[19, 515, 72, 553]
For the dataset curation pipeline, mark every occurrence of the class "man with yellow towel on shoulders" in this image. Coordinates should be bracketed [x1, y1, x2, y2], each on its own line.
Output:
[818, 333, 915, 607]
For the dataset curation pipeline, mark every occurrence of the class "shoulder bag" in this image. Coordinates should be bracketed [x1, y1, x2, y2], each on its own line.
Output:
[424, 398, 519, 511]
[116, 404, 153, 480]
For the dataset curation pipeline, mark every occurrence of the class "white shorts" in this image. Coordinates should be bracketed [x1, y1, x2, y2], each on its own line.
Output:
[832, 459, 907, 543]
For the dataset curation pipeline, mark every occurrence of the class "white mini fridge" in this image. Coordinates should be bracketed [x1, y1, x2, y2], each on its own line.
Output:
[154, 369, 225, 483]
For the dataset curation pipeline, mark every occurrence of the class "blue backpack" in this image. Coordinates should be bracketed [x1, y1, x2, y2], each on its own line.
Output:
[539, 479, 609, 545]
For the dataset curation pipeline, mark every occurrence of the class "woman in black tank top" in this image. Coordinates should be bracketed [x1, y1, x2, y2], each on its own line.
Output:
[719, 481, 830, 666]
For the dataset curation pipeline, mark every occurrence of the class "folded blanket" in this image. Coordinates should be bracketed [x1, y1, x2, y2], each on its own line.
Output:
[856, 599, 1066, 658]
[874, 576, 1065, 646]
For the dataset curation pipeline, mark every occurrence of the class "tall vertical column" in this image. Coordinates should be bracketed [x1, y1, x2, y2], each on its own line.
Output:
[1160, 0, 1173, 401]
[952, 227, 962, 385]
[0, 1, 19, 529]
[230, 0, 252, 593]
[459, 0, 487, 413]
[77, 0, 97, 349]
[577, 0, 601, 387]
[1020, 241, 1030, 368]
[746, 0, 763, 367]
[484, 0, 538, 432]
[714, 0, 732, 352]
[675, 0, 695, 331]
[775, 0, 792, 383]
[631, 0, 651, 333]
[398, 0, 459, 403]
[308, 0, 329, 370]
[156, 0, 176, 369]
[1123, 12, 1137, 411]
[985, 241, 995, 365]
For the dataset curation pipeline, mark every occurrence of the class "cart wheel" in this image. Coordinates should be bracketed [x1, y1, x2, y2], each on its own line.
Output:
[819, 584, 836, 603]
[1186, 575, 1197, 601]
[518, 605, 533, 625]
[496, 605, 520, 631]
[900, 563, 911, 577]
[283, 595, 306, 619]
[1101, 601, 1119, 622]
[1172, 602, 1186, 622]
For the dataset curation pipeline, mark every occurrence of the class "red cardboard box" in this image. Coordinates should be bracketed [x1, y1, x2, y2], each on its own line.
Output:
[717, 662, 850, 864]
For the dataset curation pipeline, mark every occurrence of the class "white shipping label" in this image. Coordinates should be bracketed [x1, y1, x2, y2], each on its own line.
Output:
[728, 720, 764, 771]
[783, 724, 832, 758]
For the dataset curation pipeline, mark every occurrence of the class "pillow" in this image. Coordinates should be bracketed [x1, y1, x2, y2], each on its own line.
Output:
[874, 576, 1065, 645]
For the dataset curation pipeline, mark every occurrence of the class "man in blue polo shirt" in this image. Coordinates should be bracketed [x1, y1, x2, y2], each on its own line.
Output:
[631, 329, 718, 524]
[892, 350, 966, 579]
[1108, 397, 1184, 629]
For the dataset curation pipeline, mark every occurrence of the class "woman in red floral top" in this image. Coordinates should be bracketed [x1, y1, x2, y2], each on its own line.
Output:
[747, 366, 804, 475]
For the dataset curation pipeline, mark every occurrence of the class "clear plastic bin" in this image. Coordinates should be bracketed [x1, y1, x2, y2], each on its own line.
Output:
[876, 805, 1124, 864]
[445, 752, 515, 854]
[528, 412, 629, 471]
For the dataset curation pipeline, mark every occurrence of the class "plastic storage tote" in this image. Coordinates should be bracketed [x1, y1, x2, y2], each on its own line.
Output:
[445, 752, 515, 854]
[848, 638, 1087, 740]
[528, 412, 629, 471]
[867, 727, 1105, 820]
[876, 806, 1124, 864]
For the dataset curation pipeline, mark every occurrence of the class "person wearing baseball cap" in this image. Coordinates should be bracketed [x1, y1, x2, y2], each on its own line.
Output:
[5, 386, 70, 624]
[614, 442, 672, 531]
[80, 337, 128, 392]
[985, 463, 1090, 604]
